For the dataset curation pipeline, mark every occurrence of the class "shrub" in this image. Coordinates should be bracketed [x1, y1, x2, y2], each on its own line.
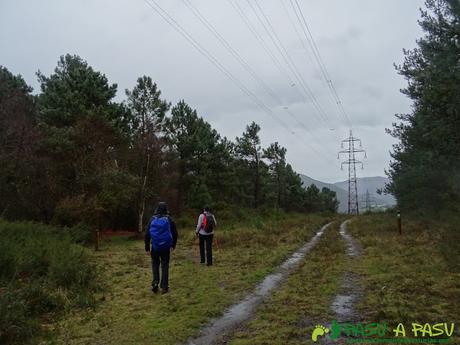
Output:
[68, 222, 93, 244]
[52, 195, 99, 227]
[0, 219, 99, 344]
[0, 289, 38, 345]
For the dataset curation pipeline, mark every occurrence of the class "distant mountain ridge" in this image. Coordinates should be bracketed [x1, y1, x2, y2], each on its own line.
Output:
[299, 174, 396, 213]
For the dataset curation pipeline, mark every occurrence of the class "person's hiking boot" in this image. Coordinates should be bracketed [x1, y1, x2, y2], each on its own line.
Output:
[152, 285, 159, 293]
[200, 261, 205, 264]
[161, 288, 169, 294]
[207, 263, 213, 266]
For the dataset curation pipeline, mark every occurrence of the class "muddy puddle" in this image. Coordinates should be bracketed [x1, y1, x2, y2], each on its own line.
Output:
[186, 222, 334, 345]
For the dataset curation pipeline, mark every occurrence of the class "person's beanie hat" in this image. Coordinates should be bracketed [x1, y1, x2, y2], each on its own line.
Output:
[156, 202, 169, 215]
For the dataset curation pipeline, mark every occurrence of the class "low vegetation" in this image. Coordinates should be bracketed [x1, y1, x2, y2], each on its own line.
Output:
[348, 212, 460, 343]
[0, 220, 99, 345]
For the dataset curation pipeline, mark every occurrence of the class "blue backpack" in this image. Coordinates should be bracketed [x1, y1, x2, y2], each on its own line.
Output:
[149, 216, 173, 251]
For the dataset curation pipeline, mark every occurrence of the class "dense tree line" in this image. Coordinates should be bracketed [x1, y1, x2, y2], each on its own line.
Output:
[0, 55, 338, 230]
[387, 0, 460, 212]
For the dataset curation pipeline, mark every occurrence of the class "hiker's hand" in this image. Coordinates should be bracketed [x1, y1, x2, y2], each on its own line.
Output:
[170, 247, 175, 252]
[146, 250, 150, 256]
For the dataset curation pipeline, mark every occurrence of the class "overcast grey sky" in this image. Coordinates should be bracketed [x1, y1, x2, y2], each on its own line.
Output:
[0, 0, 424, 182]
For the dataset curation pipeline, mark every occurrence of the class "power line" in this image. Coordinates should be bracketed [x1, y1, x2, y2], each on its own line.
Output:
[227, 0, 296, 88]
[143, 0, 340, 170]
[248, 0, 335, 129]
[142, 0, 292, 134]
[290, 0, 352, 128]
[181, 0, 339, 164]
[279, 0, 342, 124]
[287, 0, 362, 204]
[182, 0, 290, 115]
[229, 0, 344, 145]
[250, 0, 329, 125]
[227, 0, 343, 160]
[279, 0, 316, 66]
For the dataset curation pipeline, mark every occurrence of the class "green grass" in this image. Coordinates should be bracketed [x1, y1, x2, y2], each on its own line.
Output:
[228, 220, 348, 345]
[49, 213, 333, 345]
[347, 213, 460, 343]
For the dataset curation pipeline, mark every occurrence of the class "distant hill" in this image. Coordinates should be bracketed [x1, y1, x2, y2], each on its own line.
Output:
[299, 175, 349, 212]
[334, 176, 396, 207]
[299, 174, 396, 213]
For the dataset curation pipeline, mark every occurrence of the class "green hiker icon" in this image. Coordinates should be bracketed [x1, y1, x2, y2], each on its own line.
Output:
[312, 325, 330, 342]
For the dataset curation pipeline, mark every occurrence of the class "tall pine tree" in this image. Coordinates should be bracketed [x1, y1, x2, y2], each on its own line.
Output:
[387, 0, 460, 211]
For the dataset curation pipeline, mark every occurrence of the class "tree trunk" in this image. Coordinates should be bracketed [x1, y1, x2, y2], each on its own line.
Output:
[177, 161, 185, 215]
[277, 167, 281, 209]
[254, 157, 260, 208]
[138, 152, 150, 233]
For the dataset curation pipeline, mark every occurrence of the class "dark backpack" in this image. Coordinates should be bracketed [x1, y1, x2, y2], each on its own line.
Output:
[202, 213, 215, 233]
[149, 216, 173, 251]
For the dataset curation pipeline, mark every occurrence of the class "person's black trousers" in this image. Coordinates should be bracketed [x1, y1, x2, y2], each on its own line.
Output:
[199, 234, 213, 265]
[151, 249, 170, 289]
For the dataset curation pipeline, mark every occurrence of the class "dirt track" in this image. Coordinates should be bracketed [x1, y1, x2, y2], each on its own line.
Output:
[186, 222, 334, 345]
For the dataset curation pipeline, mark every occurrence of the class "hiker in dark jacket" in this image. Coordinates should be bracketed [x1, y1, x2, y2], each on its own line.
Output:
[145, 202, 178, 294]
[195, 205, 217, 266]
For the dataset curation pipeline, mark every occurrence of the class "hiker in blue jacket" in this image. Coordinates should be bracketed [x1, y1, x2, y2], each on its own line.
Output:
[195, 205, 217, 266]
[145, 202, 178, 294]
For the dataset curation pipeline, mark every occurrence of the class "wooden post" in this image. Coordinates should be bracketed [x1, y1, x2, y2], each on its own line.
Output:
[397, 210, 402, 235]
[95, 229, 100, 251]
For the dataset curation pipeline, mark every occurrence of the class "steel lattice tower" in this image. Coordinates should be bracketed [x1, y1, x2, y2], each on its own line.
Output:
[338, 131, 366, 215]
[360, 189, 374, 213]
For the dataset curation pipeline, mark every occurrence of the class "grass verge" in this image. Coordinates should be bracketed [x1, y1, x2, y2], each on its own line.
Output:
[347, 213, 460, 344]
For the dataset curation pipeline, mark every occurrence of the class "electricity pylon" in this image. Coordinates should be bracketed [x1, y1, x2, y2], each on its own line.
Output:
[338, 130, 366, 215]
[360, 189, 375, 213]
